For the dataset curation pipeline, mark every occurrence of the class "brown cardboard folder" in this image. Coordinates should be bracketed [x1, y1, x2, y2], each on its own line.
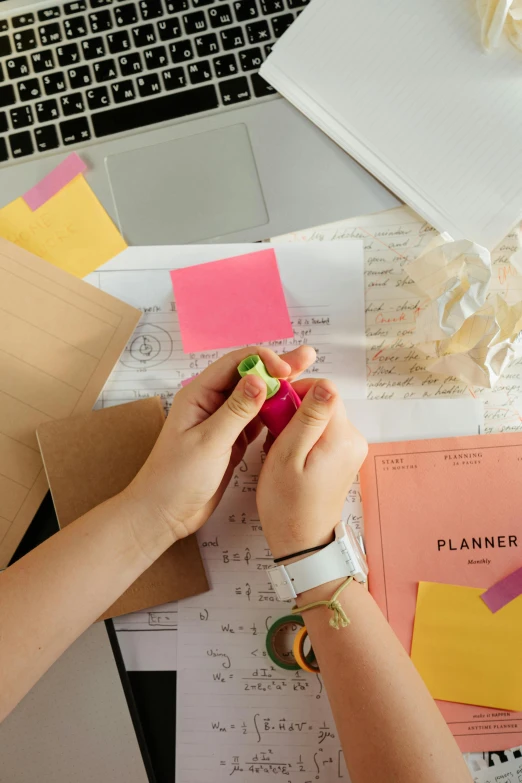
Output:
[37, 397, 208, 620]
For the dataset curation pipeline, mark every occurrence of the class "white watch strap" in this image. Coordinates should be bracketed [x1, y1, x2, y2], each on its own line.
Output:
[268, 522, 365, 601]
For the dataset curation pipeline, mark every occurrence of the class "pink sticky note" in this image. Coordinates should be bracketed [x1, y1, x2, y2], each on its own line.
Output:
[23, 153, 87, 211]
[481, 566, 522, 613]
[170, 249, 293, 353]
[181, 375, 198, 387]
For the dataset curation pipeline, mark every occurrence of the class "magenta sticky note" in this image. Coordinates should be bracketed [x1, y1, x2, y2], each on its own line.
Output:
[170, 249, 293, 353]
[23, 153, 87, 211]
[481, 566, 522, 613]
[181, 375, 198, 387]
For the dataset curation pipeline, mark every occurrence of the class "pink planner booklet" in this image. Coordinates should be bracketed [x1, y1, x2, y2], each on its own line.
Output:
[360, 433, 522, 753]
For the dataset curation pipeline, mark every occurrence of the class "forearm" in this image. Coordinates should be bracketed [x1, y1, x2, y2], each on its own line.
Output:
[0, 491, 174, 722]
[298, 579, 472, 783]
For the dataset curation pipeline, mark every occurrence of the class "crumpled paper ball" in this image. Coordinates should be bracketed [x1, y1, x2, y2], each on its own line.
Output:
[477, 0, 522, 51]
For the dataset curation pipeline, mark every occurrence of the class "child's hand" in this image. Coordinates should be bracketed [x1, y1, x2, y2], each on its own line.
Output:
[257, 379, 368, 561]
[126, 346, 315, 551]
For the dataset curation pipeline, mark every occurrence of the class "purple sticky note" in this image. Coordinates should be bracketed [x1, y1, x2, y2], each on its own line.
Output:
[170, 249, 293, 354]
[23, 153, 87, 211]
[481, 566, 522, 613]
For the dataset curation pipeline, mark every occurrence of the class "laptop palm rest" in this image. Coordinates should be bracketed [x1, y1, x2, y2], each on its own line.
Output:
[106, 123, 269, 245]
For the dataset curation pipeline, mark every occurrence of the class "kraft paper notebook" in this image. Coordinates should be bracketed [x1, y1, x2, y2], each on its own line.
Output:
[261, 0, 522, 249]
[37, 397, 208, 620]
[360, 432, 522, 753]
[0, 237, 141, 567]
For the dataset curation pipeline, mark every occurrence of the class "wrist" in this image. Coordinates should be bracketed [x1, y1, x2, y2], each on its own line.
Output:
[119, 487, 178, 565]
[266, 526, 337, 562]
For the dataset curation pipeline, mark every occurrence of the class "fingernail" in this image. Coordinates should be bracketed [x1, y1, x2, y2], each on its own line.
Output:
[245, 378, 262, 399]
[314, 383, 332, 402]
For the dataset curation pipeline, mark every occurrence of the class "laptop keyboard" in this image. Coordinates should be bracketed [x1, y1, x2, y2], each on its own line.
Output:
[0, 0, 309, 164]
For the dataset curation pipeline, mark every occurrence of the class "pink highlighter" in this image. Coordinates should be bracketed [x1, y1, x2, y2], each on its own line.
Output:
[238, 355, 301, 438]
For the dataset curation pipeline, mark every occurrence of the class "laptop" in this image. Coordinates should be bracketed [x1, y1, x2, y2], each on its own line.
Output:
[0, 0, 398, 245]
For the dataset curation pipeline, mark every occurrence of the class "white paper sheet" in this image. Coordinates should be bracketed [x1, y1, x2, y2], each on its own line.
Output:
[175, 397, 482, 783]
[87, 242, 367, 405]
[261, 0, 522, 249]
[88, 242, 367, 672]
[273, 206, 522, 436]
[472, 753, 522, 782]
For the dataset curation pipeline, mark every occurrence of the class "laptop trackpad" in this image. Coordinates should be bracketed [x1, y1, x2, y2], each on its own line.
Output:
[106, 124, 268, 245]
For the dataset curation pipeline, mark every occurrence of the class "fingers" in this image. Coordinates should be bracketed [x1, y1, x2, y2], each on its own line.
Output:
[198, 374, 267, 450]
[275, 379, 338, 466]
[188, 345, 316, 397]
[312, 399, 368, 467]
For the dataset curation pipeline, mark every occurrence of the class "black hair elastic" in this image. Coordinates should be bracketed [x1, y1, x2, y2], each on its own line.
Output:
[273, 541, 330, 564]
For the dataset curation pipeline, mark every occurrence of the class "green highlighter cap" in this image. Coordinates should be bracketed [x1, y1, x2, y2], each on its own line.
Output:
[238, 355, 280, 399]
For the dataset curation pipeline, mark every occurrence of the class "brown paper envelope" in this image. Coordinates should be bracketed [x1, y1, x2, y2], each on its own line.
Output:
[37, 397, 208, 620]
[0, 238, 141, 566]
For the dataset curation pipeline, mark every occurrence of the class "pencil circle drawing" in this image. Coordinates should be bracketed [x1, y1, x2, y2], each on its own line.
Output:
[121, 323, 173, 369]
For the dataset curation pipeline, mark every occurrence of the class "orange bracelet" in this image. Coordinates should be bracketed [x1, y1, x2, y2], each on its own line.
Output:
[292, 626, 320, 674]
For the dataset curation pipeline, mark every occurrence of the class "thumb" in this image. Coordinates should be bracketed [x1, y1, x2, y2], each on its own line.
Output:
[276, 380, 337, 464]
[201, 375, 267, 449]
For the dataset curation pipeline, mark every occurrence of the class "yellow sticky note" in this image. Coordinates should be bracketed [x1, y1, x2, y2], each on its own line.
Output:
[0, 176, 127, 277]
[411, 581, 522, 711]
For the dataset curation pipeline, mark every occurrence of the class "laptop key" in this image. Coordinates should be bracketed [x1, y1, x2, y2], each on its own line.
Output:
[136, 72, 160, 95]
[0, 21, 7, 33]
[234, 0, 258, 21]
[89, 10, 113, 32]
[144, 45, 167, 69]
[169, 39, 193, 62]
[36, 98, 59, 121]
[195, 33, 218, 57]
[68, 64, 92, 87]
[14, 29, 38, 52]
[107, 30, 131, 52]
[251, 71, 275, 96]
[35, 124, 60, 151]
[0, 36, 12, 57]
[192, 0, 213, 5]
[219, 74, 250, 104]
[157, 18, 181, 40]
[0, 137, 8, 163]
[166, 0, 188, 10]
[272, 12, 293, 37]
[61, 91, 85, 115]
[220, 26, 244, 49]
[12, 14, 35, 28]
[260, 0, 283, 13]
[86, 85, 110, 107]
[38, 23, 62, 45]
[132, 23, 156, 46]
[38, 7, 62, 21]
[93, 58, 118, 81]
[57, 43, 80, 65]
[91, 82, 218, 137]
[18, 78, 41, 101]
[213, 52, 237, 77]
[6, 56, 30, 79]
[287, 0, 309, 6]
[10, 105, 34, 129]
[0, 111, 7, 132]
[139, 0, 164, 20]
[32, 49, 56, 72]
[246, 19, 269, 43]
[60, 116, 91, 144]
[43, 72, 67, 94]
[114, 4, 138, 26]
[111, 78, 135, 102]
[0, 62, 3, 82]
[64, 16, 88, 38]
[90, 0, 113, 6]
[209, 4, 233, 27]
[82, 36, 106, 58]
[64, 0, 87, 12]
[239, 46, 262, 71]
[161, 65, 185, 90]
[188, 59, 211, 84]
[182, 11, 207, 34]
[119, 51, 142, 73]
[9, 130, 34, 158]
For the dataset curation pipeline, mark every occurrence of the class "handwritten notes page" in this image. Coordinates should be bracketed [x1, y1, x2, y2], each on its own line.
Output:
[273, 206, 522, 435]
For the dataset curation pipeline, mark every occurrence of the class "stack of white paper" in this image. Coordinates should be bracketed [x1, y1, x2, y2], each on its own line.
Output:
[261, 0, 522, 249]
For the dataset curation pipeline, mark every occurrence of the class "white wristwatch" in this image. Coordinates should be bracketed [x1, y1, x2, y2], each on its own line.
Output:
[268, 522, 368, 601]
